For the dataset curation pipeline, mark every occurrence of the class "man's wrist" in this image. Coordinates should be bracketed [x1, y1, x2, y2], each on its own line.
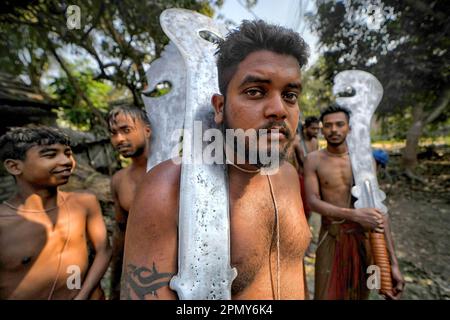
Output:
[342, 207, 358, 223]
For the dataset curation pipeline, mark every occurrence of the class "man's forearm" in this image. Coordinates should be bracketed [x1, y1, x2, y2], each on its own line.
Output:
[383, 215, 399, 267]
[309, 197, 357, 222]
[75, 247, 112, 300]
[110, 229, 125, 299]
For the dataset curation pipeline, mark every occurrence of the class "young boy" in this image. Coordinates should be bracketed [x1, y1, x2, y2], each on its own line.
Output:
[0, 126, 112, 299]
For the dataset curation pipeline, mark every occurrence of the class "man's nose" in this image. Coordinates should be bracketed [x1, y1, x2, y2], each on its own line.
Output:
[113, 132, 126, 144]
[264, 94, 288, 120]
[58, 153, 73, 167]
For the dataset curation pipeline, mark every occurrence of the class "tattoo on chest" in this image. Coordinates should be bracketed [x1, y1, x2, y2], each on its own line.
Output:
[121, 262, 173, 299]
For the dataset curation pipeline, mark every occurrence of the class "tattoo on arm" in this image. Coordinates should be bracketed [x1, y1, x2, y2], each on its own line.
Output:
[120, 262, 173, 299]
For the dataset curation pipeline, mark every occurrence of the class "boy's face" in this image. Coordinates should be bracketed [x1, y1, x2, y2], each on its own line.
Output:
[18, 143, 75, 187]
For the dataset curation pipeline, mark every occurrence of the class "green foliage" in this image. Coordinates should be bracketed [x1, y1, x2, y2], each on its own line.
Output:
[310, 0, 449, 119]
[0, 0, 221, 130]
[0, 23, 49, 89]
[49, 66, 112, 131]
[299, 57, 334, 118]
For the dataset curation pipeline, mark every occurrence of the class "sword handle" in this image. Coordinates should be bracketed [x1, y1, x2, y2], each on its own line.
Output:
[364, 180, 393, 296]
[369, 231, 393, 296]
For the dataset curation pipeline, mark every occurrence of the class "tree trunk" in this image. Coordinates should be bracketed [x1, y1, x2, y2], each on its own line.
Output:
[402, 85, 450, 174]
[402, 103, 425, 172]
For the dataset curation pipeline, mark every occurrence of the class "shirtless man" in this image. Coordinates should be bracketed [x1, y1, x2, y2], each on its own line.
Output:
[304, 104, 405, 300]
[121, 20, 311, 300]
[292, 116, 320, 219]
[107, 106, 151, 299]
[300, 116, 320, 157]
[0, 126, 111, 299]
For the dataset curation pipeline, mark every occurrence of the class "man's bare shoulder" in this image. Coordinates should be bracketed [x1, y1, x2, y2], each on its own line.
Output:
[140, 158, 181, 191]
[305, 149, 322, 165]
[61, 191, 99, 212]
[307, 149, 322, 158]
[129, 159, 181, 223]
[111, 166, 130, 188]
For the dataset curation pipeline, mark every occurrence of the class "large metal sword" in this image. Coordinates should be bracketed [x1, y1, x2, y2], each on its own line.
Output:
[333, 70, 393, 295]
[143, 8, 237, 300]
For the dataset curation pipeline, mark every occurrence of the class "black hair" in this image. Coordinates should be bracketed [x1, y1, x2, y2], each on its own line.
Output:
[215, 20, 310, 95]
[320, 103, 351, 123]
[304, 116, 319, 128]
[107, 106, 151, 130]
[0, 126, 71, 162]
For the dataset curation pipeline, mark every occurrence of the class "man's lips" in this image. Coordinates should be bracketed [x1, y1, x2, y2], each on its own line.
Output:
[117, 144, 132, 151]
[261, 127, 288, 141]
[52, 168, 72, 176]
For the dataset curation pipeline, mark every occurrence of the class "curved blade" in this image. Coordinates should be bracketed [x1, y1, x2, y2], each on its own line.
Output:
[333, 70, 388, 215]
[159, 8, 237, 300]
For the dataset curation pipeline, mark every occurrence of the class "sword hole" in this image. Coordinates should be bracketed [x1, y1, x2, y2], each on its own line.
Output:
[198, 30, 222, 44]
[143, 80, 172, 97]
[336, 86, 356, 97]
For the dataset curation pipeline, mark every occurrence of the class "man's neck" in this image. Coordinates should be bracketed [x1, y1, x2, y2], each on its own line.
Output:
[130, 143, 149, 170]
[326, 143, 348, 155]
[303, 129, 318, 141]
[131, 153, 147, 169]
[224, 143, 262, 174]
[9, 183, 60, 211]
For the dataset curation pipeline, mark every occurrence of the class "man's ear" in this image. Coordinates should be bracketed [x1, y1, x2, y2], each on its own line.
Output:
[211, 94, 225, 124]
[145, 125, 152, 138]
[3, 159, 23, 176]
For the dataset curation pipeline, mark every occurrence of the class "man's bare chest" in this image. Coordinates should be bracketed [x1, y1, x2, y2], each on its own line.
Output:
[317, 158, 353, 189]
[0, 209, 86, 271]
[227, 184, 310, 295]
[229, 187, 309, 262]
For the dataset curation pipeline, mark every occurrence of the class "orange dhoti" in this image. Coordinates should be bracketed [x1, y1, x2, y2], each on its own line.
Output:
[314, 218, 372, 300]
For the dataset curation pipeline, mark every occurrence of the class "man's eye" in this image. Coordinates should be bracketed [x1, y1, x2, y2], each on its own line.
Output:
[283, 92, 298, 103]
[245, 88, 264, 98]
[42, 153, 56, 158]
[123, 128, 131, 134]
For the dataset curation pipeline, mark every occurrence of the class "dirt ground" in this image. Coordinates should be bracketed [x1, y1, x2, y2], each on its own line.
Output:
[305, 146, 450, 300]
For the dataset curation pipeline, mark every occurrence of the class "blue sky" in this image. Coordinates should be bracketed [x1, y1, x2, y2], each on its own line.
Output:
[214, 0, 319, 68]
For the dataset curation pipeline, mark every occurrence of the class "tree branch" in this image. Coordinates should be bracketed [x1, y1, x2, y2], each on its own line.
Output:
[46, 39, 109, 131]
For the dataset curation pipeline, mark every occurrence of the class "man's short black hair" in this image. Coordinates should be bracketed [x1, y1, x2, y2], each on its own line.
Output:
[107, 106, 151, 130]
[0, 126, 71, 162]
[215, 20, 310, 95]
[320, 103, 351, 123]
[304, 116, 319, 128]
